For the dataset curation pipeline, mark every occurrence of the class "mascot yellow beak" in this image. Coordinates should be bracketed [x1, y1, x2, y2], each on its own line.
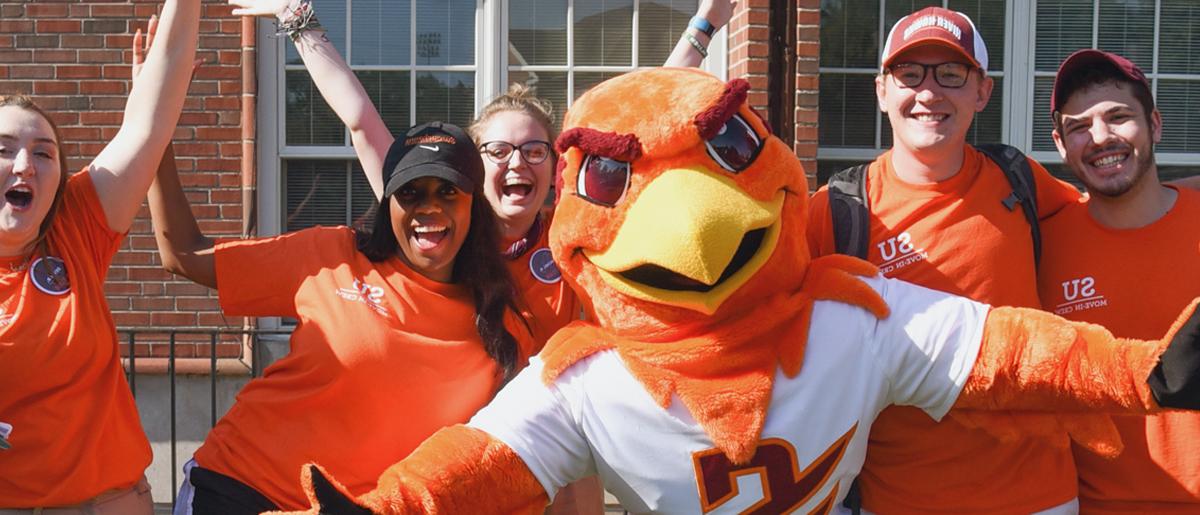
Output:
[585, 166, 783, 315]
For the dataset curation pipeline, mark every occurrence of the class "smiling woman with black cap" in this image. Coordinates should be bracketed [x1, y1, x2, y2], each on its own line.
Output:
[146, 121, 533, 514]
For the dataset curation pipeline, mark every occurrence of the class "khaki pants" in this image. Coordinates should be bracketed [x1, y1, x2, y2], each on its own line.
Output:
[0, 477, 152, 515]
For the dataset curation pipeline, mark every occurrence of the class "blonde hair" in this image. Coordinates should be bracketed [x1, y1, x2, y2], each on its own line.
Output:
[468, 83, 558, 145]
[0, 94, 69, 255]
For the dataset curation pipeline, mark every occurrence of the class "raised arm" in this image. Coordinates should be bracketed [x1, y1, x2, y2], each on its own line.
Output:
[664, 0, 735, 68]
[88, 0, 199, 234]
[231, 0, 393, 198]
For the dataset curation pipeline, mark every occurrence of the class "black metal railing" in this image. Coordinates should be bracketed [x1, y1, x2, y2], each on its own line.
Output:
[118, 328, 290, 507]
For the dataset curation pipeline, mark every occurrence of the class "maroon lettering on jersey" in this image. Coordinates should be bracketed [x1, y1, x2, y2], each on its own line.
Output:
[692, 424, 857, 514]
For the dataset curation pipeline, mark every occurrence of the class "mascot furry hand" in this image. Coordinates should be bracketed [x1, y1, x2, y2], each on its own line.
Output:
[272, 68, 1200, 515]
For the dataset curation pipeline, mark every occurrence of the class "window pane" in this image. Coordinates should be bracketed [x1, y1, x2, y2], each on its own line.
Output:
[1035, 0, 1093, 72]
[356, 71, 411, 135]
[820, 0, 881, 69]
[285, 71, 345, 146]
[284, 160, 351, 231]
[509, 71, 568, 131]
[415, 71, 476, 127]
[1157, 79, 1200, 153]
[638, 0, 697, 66]
[350, 161, 380, 228]
[1159, 0, 1200, 74]
[947, 0, 1006, 70]
[416, 0, 475, 66]
[1097, 0, 1154, 69]
[966, 76, 1003, 146]
[286, 0, 347, 65]
[1031, 76, 1056, 151]
[509, 0, 568, 65]
[574, 0, 633, 66]
[818, 73, 877, 148]
[574, 71, 623, 101]
[351, 0, 410, 65]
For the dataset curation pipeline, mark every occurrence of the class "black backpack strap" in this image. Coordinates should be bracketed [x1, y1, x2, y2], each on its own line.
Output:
[828, 164, 871, 259]
[975, 143, 1041, 267]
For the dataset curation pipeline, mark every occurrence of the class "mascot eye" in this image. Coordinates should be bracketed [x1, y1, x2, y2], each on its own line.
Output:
[704, 114, 762, 173]
[576, 155, 630, 207]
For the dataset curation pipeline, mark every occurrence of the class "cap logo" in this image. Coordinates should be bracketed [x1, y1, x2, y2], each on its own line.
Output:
[419, 145, 440, 152]
[904, 15, 962, 41]
[405, 134, 456, 146]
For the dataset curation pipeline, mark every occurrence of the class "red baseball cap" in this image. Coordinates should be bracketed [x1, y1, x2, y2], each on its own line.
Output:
[1051, 49, 1150, 114]
[881, 7, 988, 70]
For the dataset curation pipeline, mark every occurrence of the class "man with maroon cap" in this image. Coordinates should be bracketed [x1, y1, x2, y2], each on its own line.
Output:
[805, 6, 1088, 514]
[1038, 49, 1200, 513]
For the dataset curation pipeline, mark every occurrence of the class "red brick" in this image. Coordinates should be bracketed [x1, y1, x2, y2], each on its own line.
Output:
[204, 96, 240, 111]
[0, 81, 32, 94]
[0, 21, 34, 33]
[81, 111, 125, 125]
[68, 4, 91, 18]
[196, 127, 241, 141]
[179, 112, 219, 125]
[166, 282, 213, 296]
[80, 81, 126, 95]
[113, 312, 151, 326]
[78, 49, 124, 64]
[102, 65, 133, 80]
[105, 282, 144, 296]
[37, 20, 82, 34]
[0, 5, 23, 18]
[26, 3, 69, 17]
[89, 97, 128, 111]
[177, 297, 220, 311]
[8, 65, 53, 79]
[61, 35, 105, 48]
[32, 49, 76, 62]
[198, 220, 241, 234]
[91, 4, 135, 18]
[151, 312, 198, 327]
[57, 65, 102, 79]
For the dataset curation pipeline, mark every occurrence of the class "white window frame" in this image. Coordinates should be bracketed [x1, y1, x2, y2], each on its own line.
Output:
[256, 2, 726, 330]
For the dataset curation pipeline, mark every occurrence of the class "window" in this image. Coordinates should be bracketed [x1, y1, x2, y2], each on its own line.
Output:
[259, 0, 724, 242]
[1030, 0, 1200, 168]
[817, 0, 1199, 184]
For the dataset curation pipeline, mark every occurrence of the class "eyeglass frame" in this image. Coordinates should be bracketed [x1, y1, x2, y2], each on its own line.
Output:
[477, 140, 554, 165]
[885, 62, 980, 89]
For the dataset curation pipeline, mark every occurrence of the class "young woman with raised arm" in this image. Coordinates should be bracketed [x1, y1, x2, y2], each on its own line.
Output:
[0, 2, 199, 513]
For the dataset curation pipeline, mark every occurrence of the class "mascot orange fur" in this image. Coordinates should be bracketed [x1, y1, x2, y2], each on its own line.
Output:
[270, 68, 1200, 514]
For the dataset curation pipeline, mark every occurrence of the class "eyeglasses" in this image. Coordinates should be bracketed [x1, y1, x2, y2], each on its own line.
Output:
[887, 62, 975, 89]
[478, 140, 553, 165]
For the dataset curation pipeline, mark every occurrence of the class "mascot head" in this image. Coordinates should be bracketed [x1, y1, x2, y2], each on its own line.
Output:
[551, 68, 811, 339]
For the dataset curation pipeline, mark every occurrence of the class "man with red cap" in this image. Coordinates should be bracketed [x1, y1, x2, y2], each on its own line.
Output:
[1038, 49, 1200, 513]
[806, 6, 1087, 514]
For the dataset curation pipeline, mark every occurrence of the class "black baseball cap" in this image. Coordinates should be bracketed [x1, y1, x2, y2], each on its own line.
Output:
[381, 121, 484, 197]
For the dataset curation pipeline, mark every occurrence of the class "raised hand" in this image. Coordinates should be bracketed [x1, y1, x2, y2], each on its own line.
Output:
[130, 15, 158, 81]
[228, 0, 296, 20]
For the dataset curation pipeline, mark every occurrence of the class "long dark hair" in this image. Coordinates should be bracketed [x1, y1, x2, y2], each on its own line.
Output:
[0, 95, 70, 256]
[356, 185, 529, 381]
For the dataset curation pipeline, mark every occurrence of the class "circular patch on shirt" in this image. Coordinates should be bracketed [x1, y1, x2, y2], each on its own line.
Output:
[528, 248, 562, 284]
[30, 256, 70, 296]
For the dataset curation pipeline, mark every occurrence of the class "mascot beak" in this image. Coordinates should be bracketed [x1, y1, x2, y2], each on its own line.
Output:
[585, 166, 783, 314]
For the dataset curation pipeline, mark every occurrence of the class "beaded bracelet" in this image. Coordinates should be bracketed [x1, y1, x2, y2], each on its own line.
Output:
[684, 32, 708, 59]
[276, 0, 325, 42]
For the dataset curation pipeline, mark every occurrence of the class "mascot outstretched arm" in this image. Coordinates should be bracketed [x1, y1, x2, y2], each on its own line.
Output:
[270, 68, 1200, 515]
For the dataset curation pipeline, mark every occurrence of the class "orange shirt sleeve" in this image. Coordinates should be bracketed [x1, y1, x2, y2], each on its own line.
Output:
[60, 170, 124, 269]
[215, 227, 350, 317]
[1030, 158, 1083, 220]
[805, 186, 836, 258]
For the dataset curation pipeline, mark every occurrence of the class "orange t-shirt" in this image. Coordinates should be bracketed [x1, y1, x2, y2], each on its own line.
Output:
[193, 226, 536, 509]
[807, 146, 1083, 513]
[0, 171, 150, 507]
[506, 212, 585, 346]
[1038, 186, 1200, 514]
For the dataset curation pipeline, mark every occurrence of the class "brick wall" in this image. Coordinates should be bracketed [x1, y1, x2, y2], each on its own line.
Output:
[725, 0, 821, 188]
[0, 0, 250, 360]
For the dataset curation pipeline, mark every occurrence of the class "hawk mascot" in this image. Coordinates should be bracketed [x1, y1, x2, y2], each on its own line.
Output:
[273, 68, 1200, 514]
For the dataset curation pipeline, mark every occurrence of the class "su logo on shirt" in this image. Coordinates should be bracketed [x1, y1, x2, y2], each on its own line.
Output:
[877, 232, 928, 275]
[692, 425, 856, 514]
[334, 279, 389, 317]
[1054, 276, 1108, 315]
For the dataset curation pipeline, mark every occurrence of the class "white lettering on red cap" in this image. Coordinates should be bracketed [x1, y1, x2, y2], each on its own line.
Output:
[903, 15, 962, 41]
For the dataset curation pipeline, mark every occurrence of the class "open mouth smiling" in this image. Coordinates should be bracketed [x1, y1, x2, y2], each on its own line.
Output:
[4, 185, 32, 210]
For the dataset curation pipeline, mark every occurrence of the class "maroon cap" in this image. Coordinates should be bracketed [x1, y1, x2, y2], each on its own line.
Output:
[881, 7, 988, 70]
[1051, 49, 1150, 114]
